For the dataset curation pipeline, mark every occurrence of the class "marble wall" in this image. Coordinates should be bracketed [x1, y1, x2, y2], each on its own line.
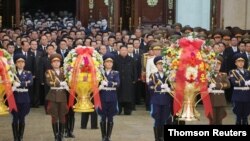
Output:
[221, 0, 250, 29]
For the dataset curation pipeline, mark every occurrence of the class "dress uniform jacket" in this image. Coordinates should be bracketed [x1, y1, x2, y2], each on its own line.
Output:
[148, 72, 172, 127]
[98, 70, 120, 118]
[209, 72, 231, 107]
[14, 51, 35, 75]
[45, 68, 67, 103]
[229, 69, 250, 102]
[146, 56, 157, 83]
[14, 70, 33, 104]
[100, 70, 120, 102]
[148, 72, 172, 105]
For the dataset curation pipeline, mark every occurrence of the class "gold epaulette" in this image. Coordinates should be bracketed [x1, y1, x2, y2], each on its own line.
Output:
[47, 70, 56, 86]
[220, 72, 227, 76]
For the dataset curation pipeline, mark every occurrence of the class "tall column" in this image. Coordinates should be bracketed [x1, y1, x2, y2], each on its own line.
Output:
[133, 0, 140, 29]
[15, 0, 20, 26]
[113, 0, 119, 32]
[76, 0, 80, 20]
[78, 0, 89, 27]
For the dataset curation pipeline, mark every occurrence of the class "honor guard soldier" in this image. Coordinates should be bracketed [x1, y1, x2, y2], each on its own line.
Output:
[146, 44, 162, 84]
[229, 54, 250, 125]
[148, 56, 172, 141]
[12, 54, 33, 141]
[141, 47, 155, 111]
[98, 53, 120, 141]
[45, 53, 69, 141]
[146, 42, 162, 111]
[208, 56, 231, 125]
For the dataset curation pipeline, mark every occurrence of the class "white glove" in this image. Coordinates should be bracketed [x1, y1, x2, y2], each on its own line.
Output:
[165, 87, 171, 93]
[99, 85, 104, 90]
[13, 81, 21, 87]
[101, 80, 108, 86]
[161, 84, 169, 89]
[12, 86, 16, 91]
[208, 88, 212, 93]
[60, 81, 68, 87]
[245, 80, 250, 86]
[209, 83, 216, 89]
[64, 85, 69, 91]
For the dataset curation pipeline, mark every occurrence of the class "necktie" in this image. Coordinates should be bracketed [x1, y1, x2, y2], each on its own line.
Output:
[62, 50, 65, 58]
[24, 52, 27, 58]
[248, 54, 250, 66]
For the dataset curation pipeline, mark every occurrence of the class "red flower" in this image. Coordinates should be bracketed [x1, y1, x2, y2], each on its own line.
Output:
[0, 50, 3, 57]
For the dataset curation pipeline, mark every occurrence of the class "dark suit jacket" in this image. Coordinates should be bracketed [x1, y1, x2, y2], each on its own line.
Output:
[33, 50, 43, 81]
[111, 51, 119, 56]
[56, 49, 69, 66]
[224, 47, 240, 72]
[40, 55, 52, 84]
[133, 49, 143, 80]
[219, 53, 227, 73]
[37, 45, 48, 56]
[113, 55, 137, 102]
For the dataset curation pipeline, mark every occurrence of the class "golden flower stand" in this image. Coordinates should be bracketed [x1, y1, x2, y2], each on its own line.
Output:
[176, 82, 200, 121]
[0, 83, 9, 115]
[73, 72, 95, 112]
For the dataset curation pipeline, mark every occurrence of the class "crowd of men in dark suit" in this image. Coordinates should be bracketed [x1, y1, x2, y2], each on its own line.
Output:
[1, 10, 250, 131]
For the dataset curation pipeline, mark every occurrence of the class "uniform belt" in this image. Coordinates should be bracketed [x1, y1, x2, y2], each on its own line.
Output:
[102, 87, 116, 91]
[15, 88, 28, 92]
[234, 87, 250, 90]
[211, 90, 224, 94]
[50, 87, 65, 90]
[155, 90, 168, 94]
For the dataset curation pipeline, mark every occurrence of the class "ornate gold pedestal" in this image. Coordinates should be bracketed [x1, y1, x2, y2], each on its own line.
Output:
[0, 83, 9, 115]
[176, 82, 200, 121]
[73, 72, 94, 112]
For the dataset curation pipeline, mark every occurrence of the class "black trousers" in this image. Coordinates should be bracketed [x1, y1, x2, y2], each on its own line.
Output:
[145, 85, 151, 111]
[81, 111, 98, 129]
[134, 81, 145, 105]
[31, 78, 40, 107]
[118, 102, 132, 115]
[43, 83, 50, 114]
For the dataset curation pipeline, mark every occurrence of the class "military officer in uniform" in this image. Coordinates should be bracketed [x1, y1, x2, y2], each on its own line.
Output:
[146, 44, 161, 84]
[208, 56, 231, 125]
[98, 53, 120, 141]
[148, 56, 172, 141]
[146, 43, 162, 112]
[12, 54, 33, 141]
[141, 45, 155, 111]
[229, 54, 250, 125]
[45, 53, 69, 140]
